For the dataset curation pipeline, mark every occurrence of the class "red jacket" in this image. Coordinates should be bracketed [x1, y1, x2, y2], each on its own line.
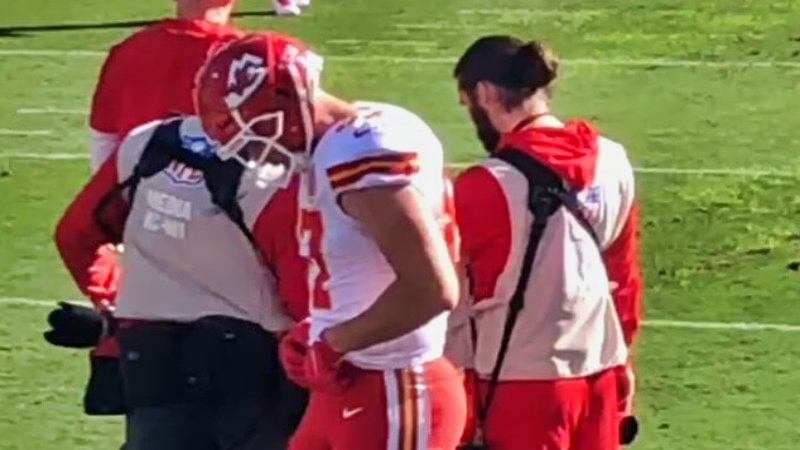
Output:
[89, 18, 242, 170]
[497, 120, 643, 346]
[455, 120, 643, 370]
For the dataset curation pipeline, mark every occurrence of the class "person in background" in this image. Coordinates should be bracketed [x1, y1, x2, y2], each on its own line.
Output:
[272, 0, 310, 16]
[89, 0, 242, 172]
[52, 0, 245, 422]
[451, 35, 643, 450]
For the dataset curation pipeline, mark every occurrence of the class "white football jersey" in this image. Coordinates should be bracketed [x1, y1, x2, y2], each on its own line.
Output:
[299, 101, 453, 370]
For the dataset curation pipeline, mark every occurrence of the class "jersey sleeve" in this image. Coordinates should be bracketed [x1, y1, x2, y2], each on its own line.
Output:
[320, 105, 432, 194]
[54, 154, 129, 308]
[323, 147, 420, 194]
[251, 177, 309, 323]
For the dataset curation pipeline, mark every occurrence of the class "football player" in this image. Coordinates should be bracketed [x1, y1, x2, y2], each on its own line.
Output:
[194, 32, 467, 450]
[272, 0, 310, 16]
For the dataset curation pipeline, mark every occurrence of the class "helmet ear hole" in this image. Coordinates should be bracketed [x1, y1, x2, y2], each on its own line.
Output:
[207, 115, 237, 147]
[274, 87, 294, 99]
[218, 116, 235, 132]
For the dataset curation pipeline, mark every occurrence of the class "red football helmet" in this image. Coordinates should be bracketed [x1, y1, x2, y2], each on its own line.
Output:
[194, 32, 323, 187]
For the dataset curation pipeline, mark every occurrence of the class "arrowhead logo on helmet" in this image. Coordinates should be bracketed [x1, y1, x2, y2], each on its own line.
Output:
[194, 32, 323, 190]
[224, 53, 268, 109]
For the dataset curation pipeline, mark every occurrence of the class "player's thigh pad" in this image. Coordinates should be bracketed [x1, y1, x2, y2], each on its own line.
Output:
[291, 358, 465, 450]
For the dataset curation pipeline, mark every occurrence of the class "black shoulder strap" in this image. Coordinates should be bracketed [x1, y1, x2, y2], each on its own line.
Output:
[476, 149, 563, 426]
[93, 119, 257, 249]
[476, 148, 601, 429]
[202, 157, 258, 249]
[496, 149, 600, 246]
[92, 121, 179, 242]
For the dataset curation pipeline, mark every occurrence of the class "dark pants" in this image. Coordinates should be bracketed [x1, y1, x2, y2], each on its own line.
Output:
[84, 354, 125, 415]
[125, 402, 290, 450]
[117, 316, 307, 450]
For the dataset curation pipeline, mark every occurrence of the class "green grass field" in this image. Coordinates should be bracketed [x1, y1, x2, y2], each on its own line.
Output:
[1, 0, 800, 448]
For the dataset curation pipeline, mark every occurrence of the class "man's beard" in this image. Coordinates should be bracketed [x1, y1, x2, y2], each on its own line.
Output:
[468, 104, 501, 152]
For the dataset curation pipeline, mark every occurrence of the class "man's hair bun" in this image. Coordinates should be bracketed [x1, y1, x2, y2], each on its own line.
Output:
[512, 41, 558, 90]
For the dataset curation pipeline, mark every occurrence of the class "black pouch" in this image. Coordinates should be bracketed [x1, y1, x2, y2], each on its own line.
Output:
[180, 316, 277, 401]
[83, 355, 126, 415]
[182, 316, 308, 447]
[117, 322, 189, 409]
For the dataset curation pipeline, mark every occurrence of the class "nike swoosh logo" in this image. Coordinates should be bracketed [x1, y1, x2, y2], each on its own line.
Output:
[342, 407, 364, 419]
[353, 128, 371, 138]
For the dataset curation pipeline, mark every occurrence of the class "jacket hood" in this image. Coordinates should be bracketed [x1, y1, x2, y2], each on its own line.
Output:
[497, 120, 600, 189]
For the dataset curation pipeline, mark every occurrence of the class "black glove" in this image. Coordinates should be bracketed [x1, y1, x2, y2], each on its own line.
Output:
[43, 302, 111, 348]
[620, 415, 640, 445]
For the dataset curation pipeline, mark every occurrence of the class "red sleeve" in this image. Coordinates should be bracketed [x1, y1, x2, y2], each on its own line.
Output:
[252, 178, 308, 322]
[54, 155, 128, 308]
[603, 202, 643, 347]
[89, 45, 123, 133]
[453, 166, 512, 303]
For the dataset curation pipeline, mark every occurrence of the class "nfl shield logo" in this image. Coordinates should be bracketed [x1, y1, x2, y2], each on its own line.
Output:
[163, 122, 215, 186]
[164, 161, 204, 186]
[576, 186, 602, 222]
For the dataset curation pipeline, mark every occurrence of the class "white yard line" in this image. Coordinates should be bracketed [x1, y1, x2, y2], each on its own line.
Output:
[0, 297, 70, 308]
[1, 296, 798, 332]
[1, 48, 799, 68]
[0, 49, 105, 57]
[0, 152, 794, 177]
[0, 129, 53, 136]
[326, 39, 437, 47]
[566, 58, 800, 69]
[16, 107, 86, 115]
[330, 55, 800, 69]
[643, 319, 800, 332]
[448, 162, 795, 177]
[1, 152, 88, 160]
[457, 9, 595, 15]
[633, 167, 795, 176]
